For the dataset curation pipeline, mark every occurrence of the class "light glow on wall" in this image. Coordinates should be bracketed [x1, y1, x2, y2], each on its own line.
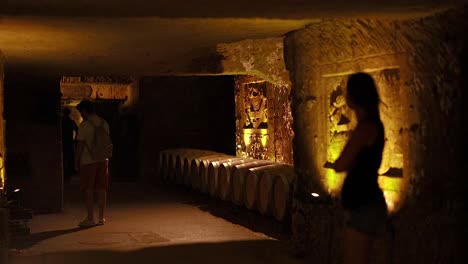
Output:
[260, 129, 268, 147]
[325, 138, 346, 195]
[243, 129, 268, 148]
[378, 177, 401, 212]
[0, 155, 4, 191]
[0, 171, 4, 191]
[235, 77, 294, 164]
[243, 131, 251, 146]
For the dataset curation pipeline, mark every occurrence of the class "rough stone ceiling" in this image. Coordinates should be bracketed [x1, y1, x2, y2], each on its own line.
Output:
[3, 0, 464, 18]
[0, 17, 320, 75]
[0, 0, 465, 75]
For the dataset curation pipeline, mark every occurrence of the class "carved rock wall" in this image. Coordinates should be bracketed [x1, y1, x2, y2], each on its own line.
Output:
[286, 8, 467, 263]
[0, 51, 5, 192]
[234, 75, 294, 164]
[0, 50, 7, 263]
[60, 76, 135, 102]
[218, 37, 291, 89]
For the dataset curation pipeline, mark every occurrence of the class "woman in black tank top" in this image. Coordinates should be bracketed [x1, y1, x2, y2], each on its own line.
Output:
[327, 73, 387, 264]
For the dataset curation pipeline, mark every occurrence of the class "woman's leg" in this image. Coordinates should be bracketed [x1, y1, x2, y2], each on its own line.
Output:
[343, 227, 373, 264]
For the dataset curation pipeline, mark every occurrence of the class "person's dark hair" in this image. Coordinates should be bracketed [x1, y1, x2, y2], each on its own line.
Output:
[63, 107, 71, 116]
[346, 72, 380, 118]
[76, 100, 95, 113]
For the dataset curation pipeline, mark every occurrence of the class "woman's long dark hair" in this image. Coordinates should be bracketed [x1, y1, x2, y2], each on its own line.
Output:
[346, 72, 381, 119]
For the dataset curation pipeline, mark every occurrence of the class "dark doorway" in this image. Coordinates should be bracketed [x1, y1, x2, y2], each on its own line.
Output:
[94, 100, 139, 182]
[61, 99, 140, 185]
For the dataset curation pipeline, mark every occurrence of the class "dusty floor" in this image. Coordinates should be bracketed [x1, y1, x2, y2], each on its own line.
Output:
[7, 178, 303, 264]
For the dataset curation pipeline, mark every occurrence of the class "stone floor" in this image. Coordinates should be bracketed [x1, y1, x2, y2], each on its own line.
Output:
[7, 178, 304, 264]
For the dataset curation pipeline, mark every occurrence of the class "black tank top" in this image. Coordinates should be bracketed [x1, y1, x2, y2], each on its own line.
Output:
[341, 119, 386, 209]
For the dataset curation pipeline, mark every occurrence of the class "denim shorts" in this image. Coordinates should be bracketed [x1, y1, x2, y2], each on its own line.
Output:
[344, 201, 388, 236]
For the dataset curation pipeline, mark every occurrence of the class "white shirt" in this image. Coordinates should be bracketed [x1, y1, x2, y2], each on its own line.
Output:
[76, 114, 110, 166]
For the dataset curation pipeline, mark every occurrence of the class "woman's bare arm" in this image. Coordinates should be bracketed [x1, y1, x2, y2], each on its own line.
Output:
[333, 122, 376, 172]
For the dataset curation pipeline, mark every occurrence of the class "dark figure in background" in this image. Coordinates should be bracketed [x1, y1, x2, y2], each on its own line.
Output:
[75, 100, 111, 228]
[329, 73, 388, 264]
[62, 108, 78, 183]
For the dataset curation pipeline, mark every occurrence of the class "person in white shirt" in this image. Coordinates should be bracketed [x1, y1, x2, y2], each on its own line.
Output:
[75, 100, 110, 227]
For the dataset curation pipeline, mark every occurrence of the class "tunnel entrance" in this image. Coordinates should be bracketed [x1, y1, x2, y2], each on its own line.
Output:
[61, 99, 138, 184]
[4, 73, 295, 224]
[60, 76, 139, 184]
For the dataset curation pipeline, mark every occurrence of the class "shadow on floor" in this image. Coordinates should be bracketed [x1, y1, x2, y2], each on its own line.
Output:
[174, 185, 290, 241]
[62, 182, 290, 244]
[10, 227, 89, 250]
[9, 239, 304, 264]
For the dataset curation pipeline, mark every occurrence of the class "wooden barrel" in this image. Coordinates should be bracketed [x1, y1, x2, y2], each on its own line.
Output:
[161, 149, 215, 184]
[156, 150, 165, 178]
[199, 155, 235, 194]
[257, 164, 294, 216]
[160, 149, 182, 182]
[165, 150, 180, 183]
[185, 153, 225, 190]
[231, 160, 274, 205]
[174, 156, 184, 184]
[272, 172, 295, 222]
[174, 149, 218, 185]
[190, 154, 229, 191]
[167, 149, 186, 183]
[217, 158, 260, 201]
[159, 151, 169, 182]
[207, 157, 245, 197]
[244, 163, 287, 210]
[182, 157, 193, 186]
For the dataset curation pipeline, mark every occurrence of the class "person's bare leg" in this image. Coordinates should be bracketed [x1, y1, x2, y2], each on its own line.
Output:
[97, 190, 107, 221]
[343, 227, 372, 264]
[85, 190, 94, 220]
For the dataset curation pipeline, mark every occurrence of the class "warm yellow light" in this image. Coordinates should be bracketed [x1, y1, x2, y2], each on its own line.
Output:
[325, 135, 404, 211]
[243, 132, 251, 146]
[325, 135, 346, 194]
[378, 176, 403, 212]
[377, 151, 404, 213]
[243, 129, 268, 148]
[0, 156, 4, 191]
[260, 129, 268, 147]
[0, 172, 4, 190]
[378, 176, 400, 191]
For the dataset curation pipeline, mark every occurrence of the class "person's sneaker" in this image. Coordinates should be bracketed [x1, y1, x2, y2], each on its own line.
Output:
[96, 218, 106, 226]
[78, 219, 95, 227]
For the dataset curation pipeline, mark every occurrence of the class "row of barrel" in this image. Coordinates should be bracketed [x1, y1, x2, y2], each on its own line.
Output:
[157, 148, 295, 222]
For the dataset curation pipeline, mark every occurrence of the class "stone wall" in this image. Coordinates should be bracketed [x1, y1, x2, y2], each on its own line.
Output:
[0, 50, 5, 193]
[4, 73, 62, 212]
[234, 75, 294, 164]
[0, 49, 7, 264]
[139, 76, 236, 183]
[286, 8, 467, 264]
[218, 37, 291, 88]
[218, 37, 295, 164]
[60, 76, 135, 102]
